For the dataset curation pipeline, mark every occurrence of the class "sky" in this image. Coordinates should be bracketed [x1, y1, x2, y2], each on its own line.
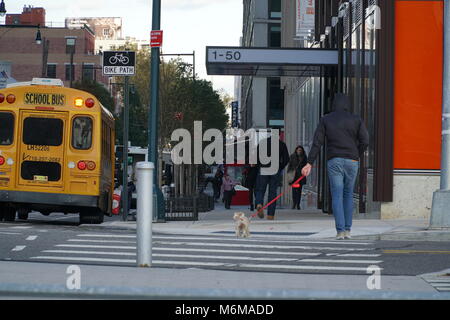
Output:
[1, 0, 243, 98]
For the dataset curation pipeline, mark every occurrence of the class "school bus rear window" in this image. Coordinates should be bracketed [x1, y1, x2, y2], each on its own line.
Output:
[23, 117, 63, 146]
[0, 112, 14, 145]
[72, 117, 93, 150]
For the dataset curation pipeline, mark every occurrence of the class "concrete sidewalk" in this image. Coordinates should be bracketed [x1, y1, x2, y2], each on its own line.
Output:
[0, 260, 448, 299]
[86, 204, 450, 241]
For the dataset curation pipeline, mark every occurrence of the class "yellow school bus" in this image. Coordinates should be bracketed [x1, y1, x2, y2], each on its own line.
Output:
[0, 78, 115, 224]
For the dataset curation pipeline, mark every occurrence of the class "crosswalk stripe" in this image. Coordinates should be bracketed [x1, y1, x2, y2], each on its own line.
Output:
[68, 239, 135, 244]
[56, 244, 136, 250]
[326, 253, 381, 257]
[299, 259, 382, 264]
[30, 256, 379, 272]
[77, 234, 373, 245]
[152, 247, 321, 256]
[238, 264, 380, 272]
[41, 250, 298, 261]
[153, 241, 371, 251]
[55, 244, 321, 256]
[31, 256, 226, 267]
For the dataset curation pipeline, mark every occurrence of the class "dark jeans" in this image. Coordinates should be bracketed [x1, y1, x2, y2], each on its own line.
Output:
[292, 185, 303, 208]
[248, 187, 255, 210]
[223, 190, 233, 209]
[255, 169, 281, 217]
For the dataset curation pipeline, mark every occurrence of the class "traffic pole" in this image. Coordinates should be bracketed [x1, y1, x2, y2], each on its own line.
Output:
[136, 161, 154, 267]
[149, 0, 165, 222]
[430, 0, 450, 228]
[122, 76, 130, 221]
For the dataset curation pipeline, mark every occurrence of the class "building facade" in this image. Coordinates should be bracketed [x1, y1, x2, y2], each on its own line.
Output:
[0, 24, 108, 87]
[240, 0, 284, 131]
[281, 0, 444, 220]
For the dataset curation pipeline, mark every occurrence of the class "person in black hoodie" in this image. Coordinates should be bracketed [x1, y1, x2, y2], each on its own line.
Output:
[287, 145, 308, 210]
[302, 94, 369, 240]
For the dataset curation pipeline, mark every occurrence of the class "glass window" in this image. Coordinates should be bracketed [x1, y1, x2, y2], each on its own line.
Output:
[267, 78, 284, 127]
[269, 24, 281, 48]
[82, 64, 94, 81]
[269, 0, 281, 19]
[0, 112, 14, 145]
[23, 117, 63, 146]
[72, 117, 93, 150]
[46, 64, 57, 78]
[65, 64, 75, 81]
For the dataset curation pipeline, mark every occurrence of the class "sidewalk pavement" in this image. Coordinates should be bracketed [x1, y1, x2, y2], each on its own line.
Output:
[88, 204, 450, 241]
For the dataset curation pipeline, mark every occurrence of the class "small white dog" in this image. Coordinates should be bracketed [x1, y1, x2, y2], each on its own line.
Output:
[233, 212, 251, 238]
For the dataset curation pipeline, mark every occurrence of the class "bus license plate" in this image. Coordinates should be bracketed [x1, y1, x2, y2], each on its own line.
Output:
[33, 175, 48, 182]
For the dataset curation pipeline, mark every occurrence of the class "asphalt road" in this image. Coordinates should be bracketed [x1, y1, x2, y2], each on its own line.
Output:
[0, 212, 449, 279]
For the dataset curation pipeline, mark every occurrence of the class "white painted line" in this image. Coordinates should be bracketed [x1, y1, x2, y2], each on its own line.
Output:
[0, 232, 22, 235]
[436, 288, 450, 291]
[56, 244, 136, 250]
[11, 246, 26, 252]
[153, 253, 298, 262]
[299, 259, 383, 264]
[77, 234, 373, 246]
[68, 239, 135, 244]
[239, 264, 382, 272]
[9, 226, 32, 229]
[26, 235, 38, 241]
[31, 256, 136, 264]
[31, 256, 226, 267]
[326, 253, 381, 257]
[78, 234, 135, 239]
[152, 247, 321, 257]
[42, 250, 136, 256]
[153, 241, 371, 251]
[55, 244, 321, 257]
[41, 250, 298, 262]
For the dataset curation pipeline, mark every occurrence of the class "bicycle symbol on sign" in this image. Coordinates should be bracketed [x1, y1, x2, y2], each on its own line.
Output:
[109, 53, 130, 65]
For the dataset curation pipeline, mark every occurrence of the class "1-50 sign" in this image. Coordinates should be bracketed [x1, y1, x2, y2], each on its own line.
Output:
[102, 51, 136, 76]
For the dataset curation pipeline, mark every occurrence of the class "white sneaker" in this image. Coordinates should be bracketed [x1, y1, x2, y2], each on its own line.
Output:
[344, 231, 351, 239]
[336, 232, 345, 240]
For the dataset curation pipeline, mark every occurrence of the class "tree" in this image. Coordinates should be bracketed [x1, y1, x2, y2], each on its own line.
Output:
[72, 80, 114, 113]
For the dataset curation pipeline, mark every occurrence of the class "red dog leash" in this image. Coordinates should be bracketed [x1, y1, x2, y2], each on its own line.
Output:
[250, 175, 306, 219]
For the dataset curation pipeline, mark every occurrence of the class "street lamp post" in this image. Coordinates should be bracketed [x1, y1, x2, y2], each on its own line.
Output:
[0, 1, 6, 17]
[66, 37, 76, 87]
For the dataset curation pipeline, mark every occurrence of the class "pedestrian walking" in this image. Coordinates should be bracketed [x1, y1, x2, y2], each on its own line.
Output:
[243, 164, 258, 211]
[287, 145, 308, 210]
[301, 93, 369, 240]
[213, 168, 224, 202]
[255, 135, 290, 220]
[222, 172, 236, 209]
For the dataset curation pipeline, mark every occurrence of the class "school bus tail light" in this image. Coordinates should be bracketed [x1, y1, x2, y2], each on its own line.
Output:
[0, 93, 4, 103]
[85, 98, 95, 108]
[0, 156, 5, 166]
[6, 94, 16, 104]
[77, 161, 87, 170]
[86, 161, 96, 170]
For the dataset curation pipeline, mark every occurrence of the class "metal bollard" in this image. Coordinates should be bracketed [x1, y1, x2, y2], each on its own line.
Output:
[136, 162, 154, 267]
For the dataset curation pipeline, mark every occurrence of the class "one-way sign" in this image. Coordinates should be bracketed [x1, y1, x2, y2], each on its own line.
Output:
[102, 51, 136, 76]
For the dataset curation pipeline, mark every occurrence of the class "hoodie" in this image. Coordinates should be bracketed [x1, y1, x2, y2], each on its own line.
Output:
[307, 94, 369, 164]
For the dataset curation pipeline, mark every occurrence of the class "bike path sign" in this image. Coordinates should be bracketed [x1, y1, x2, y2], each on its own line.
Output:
[102, 51, 136, 76]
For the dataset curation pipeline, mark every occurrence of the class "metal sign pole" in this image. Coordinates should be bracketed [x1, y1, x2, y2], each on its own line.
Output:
[430, 0, 450, 228]
[122, 76, 130, 221]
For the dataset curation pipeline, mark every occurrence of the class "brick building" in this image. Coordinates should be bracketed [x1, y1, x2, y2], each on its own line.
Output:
[5, 5, 45, 26]
[0, 24, 108, 87]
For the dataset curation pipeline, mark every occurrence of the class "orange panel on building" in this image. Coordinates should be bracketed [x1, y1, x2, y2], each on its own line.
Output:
[394, 0, 443, 170]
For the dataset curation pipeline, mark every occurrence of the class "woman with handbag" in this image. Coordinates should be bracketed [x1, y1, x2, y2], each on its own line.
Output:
[287, 145, 308, 210]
